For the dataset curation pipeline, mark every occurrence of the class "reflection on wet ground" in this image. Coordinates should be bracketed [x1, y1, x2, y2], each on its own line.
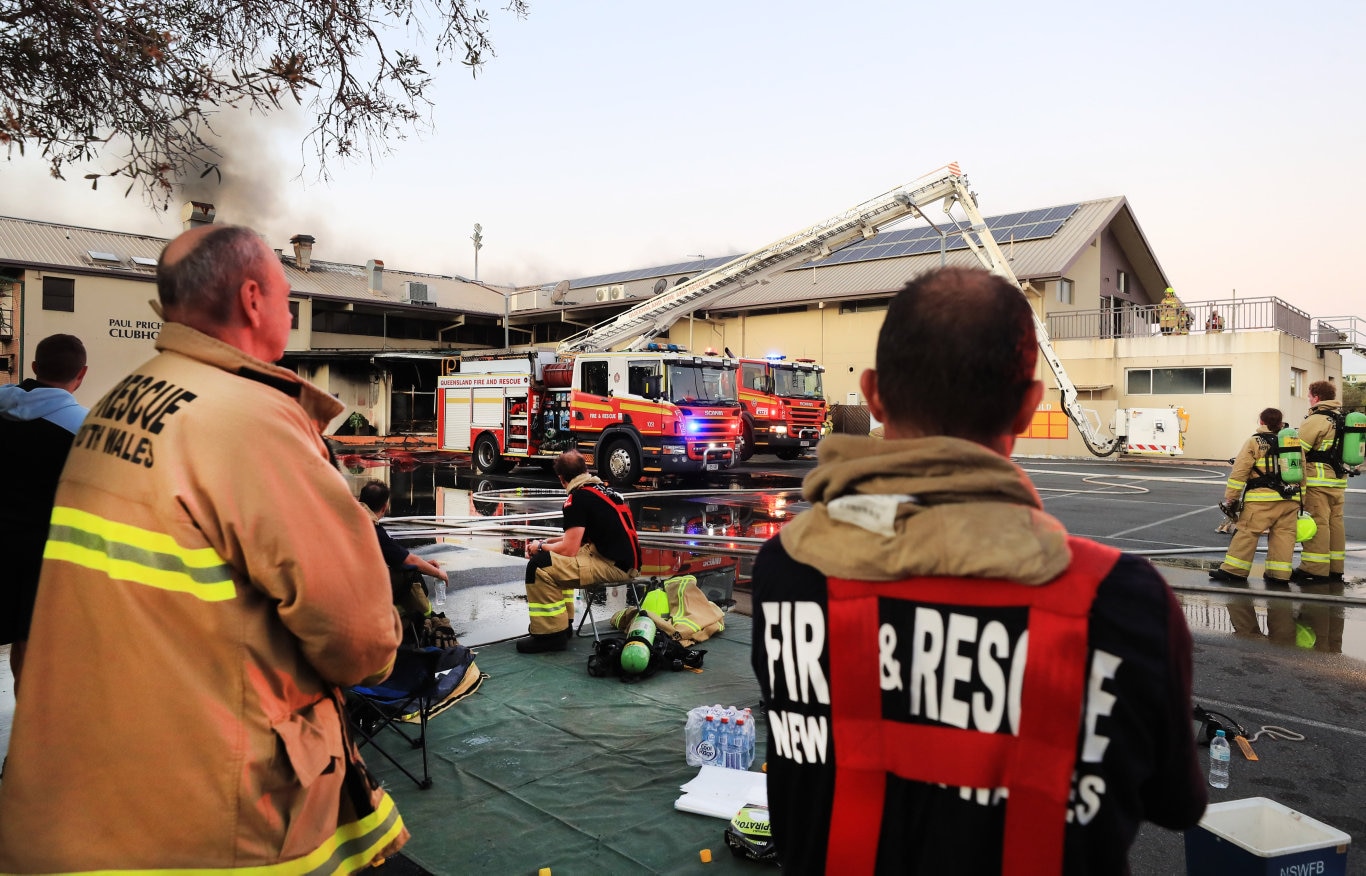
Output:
[339, 459, 803, 647]
[342, 456, 1366, 664]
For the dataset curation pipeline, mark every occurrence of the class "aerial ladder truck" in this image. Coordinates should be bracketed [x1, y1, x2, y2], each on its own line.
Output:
[438, 164, 1173, 484]
[557, 161, 1173, 458]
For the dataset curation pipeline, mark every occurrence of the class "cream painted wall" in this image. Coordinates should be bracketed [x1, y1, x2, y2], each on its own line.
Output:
[699, 306, 886, 405]
[1017, 331, 1343, 461]
[15, 269, 309, 407]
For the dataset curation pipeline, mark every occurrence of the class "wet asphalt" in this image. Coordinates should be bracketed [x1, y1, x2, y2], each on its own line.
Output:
[2, 451, 1363, 873]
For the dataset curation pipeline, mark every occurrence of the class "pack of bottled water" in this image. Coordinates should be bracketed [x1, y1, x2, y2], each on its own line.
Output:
[685, 704, 755, 770]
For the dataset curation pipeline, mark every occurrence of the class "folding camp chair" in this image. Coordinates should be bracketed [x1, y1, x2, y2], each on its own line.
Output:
[574, 576, 651, 641]
[347, 644, 478, 790]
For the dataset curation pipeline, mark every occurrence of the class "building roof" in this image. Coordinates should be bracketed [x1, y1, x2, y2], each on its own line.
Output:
[0, 215, 511, 314]
[528, 196, 1168, 312]
[0, 194, 1167, 322]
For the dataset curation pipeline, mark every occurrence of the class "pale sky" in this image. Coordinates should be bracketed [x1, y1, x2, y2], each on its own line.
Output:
[3, 0, 1364, 324]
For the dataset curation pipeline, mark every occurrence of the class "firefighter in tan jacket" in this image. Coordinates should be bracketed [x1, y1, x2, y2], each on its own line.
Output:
[0, 225, 407, 873]
[1209, 408, 1299, 584]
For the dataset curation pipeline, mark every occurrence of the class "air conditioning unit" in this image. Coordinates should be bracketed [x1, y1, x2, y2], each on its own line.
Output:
[403, 281, 429, 303]
[596, 287, 611, 302]
[609, 284, 626, 300]
[0, 355, 12, 373]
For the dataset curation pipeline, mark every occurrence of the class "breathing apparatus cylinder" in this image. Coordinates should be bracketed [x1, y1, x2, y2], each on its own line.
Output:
[1276, 426, 1303, 484]
[1344, 411, 1366, 466]
[620, 614, 657, 674]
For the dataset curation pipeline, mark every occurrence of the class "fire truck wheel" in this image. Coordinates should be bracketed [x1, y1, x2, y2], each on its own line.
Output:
[737, 421, 755, 462]
[472, 433, 504, 475]
[602, 439, 641, 488]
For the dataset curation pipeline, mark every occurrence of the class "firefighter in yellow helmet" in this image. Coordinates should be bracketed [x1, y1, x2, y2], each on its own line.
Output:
[1158, 287, 1180, 335]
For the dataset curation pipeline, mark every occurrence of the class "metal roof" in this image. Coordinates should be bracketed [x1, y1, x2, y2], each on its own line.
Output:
[530, 196, 1153, 313]
[0, 194, 1162, 322]
[0, 215, 512, 313]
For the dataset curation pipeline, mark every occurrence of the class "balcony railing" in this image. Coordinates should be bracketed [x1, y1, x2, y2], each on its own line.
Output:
[1310, 315, 1366, 351]
[1046, 297, 1311, 342]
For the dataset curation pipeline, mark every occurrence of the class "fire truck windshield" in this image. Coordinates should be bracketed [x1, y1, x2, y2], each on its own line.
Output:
[666, 363, 739, 405]
[774, 366, 824, 399]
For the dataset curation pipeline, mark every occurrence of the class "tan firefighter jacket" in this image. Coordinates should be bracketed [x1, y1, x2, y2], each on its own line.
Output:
[0, 322, 407, 873]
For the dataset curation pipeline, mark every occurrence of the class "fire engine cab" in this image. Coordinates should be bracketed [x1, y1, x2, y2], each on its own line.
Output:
[736, 356, 827, 460]
[437, 345, 741, 488]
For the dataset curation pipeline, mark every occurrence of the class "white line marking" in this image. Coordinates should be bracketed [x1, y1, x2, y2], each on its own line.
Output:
[1197, 697, 1366, 739]
[1108, 506, 1211, 538]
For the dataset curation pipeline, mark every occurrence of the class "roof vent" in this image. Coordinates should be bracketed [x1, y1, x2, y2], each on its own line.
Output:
[404, 281, 430, 304]
[181, 201, 216, 230]
[290, 234, 315, 272]
[366, 259, 384, 295]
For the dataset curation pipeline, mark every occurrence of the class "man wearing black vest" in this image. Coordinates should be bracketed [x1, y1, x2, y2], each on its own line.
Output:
[750, 267, 1206, 874]
[519, 449, 641, 653]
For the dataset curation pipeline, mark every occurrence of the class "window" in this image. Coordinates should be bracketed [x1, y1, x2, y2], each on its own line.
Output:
[627, 359, 660, 396]
[741, 361, 766, 392]
[288, 301, 300, 330]
[1126, 366, 1231, 395]
[1057, 278, 1074, 305]
[580, 360, 609, 397]
[1290, 367, 1305, 397]
[1116, 270, 1129, 295]
[43, 276, 75, 312]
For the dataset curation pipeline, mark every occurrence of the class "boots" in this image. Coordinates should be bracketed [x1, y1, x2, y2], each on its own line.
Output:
[516, 628, 570, 654]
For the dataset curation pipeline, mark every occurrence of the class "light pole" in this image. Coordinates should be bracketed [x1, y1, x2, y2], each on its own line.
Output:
[471, 223, 484, 281]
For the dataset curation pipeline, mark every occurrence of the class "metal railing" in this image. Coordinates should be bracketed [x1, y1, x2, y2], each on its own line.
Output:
[1047, 297, 1311, 341]
[1310, 315, 1366, 350]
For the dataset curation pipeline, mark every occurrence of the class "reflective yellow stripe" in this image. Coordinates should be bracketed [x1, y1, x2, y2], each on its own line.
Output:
[43, 507, 235, 602]
[1265, 560, 1292, 572]
[1223, 555, 1253, 572]
[1301, 551, 1330, 564]
[64, 791, 404, 874]
[527, 597, 569, 617]
[1226, 478, 1246, 490]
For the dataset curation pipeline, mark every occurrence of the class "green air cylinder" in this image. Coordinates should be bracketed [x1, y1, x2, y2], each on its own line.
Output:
[620, 614, 657, 675]
[1344, 411, 1366, 466]
[1277, 426, 1303, 483]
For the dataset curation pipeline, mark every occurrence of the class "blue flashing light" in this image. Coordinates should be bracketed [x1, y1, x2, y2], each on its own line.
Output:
[645, 342, 662, 351]
[666, 343, 682, 352]
[765, 353, 787, 362]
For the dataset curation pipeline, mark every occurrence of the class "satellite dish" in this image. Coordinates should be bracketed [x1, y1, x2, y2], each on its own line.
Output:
[652, 278, 668, 296]
[550, 279, 571, 305]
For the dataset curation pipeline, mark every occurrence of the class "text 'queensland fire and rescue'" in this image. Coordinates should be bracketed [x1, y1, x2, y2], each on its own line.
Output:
[762, 599, 1123, 824]
[73, 374, 197, 468]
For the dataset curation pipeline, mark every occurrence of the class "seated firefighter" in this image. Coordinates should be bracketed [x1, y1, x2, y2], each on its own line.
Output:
[519, 450, 642, 653]
[359, 479, 452, 644]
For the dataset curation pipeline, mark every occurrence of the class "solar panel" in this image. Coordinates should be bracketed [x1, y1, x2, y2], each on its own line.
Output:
[88, 250, 120, 263]
[130, 256, 158, 267]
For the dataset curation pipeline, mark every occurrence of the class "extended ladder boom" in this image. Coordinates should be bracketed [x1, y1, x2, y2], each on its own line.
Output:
[557, 165, 974, 355]
[941, 177, 1121, 456]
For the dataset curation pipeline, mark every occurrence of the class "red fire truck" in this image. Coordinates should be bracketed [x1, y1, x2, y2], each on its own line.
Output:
[736, 355, 827, 460]
[437, 346, 741, 488]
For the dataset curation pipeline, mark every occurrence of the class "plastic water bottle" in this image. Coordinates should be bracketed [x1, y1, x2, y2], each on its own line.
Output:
[718, 717, 735, 768]
[742, 708, 754, 768]
[734, 716, 749, 769]
[1208, 729, 1231, 788]
[700, 714, 719, 765]
[685, 707, 704, 765]
[434, 577, 447, 606]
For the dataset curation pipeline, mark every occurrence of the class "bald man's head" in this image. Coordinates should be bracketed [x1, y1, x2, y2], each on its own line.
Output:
[157, 225, 273, 326]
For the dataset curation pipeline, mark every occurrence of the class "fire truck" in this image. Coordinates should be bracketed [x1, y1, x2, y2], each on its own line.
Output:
[437, 346, 741, 488]
[736, 356, 826, 460]
[440, 162, 1185, 475]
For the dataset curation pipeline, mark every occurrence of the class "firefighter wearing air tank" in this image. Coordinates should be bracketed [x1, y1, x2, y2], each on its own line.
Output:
[518, 450, 642, 654]
[1209, 408, 1302, 584]
[1295, 381, 1364, 583]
